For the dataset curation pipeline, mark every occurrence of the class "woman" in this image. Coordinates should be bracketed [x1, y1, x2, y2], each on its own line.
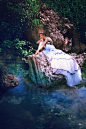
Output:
[35, 30, 82, 87]
[35, 30, 53, 55]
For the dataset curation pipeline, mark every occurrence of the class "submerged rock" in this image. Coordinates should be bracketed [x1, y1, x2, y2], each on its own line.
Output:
[0, 64, 20, 91]
[28, 52, 66, 88]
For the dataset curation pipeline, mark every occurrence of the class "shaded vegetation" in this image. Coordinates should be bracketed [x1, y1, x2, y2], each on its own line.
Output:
[1, 39, 36, 57]
[0, 0, 40, 40]
[40, 0, 86, 44]
[0, 0, 86, 60]
[81, 58, 86, 78]
[0, 0, 40, 55]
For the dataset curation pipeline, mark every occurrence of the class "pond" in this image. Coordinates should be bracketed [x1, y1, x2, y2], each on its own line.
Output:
[0, 57, 86, 129]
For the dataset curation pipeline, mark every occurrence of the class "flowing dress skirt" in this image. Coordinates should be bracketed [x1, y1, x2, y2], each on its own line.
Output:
[43, 44, 82, 87]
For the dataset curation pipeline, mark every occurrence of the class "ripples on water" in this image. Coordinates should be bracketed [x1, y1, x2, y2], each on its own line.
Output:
[0, 60, 86, 129]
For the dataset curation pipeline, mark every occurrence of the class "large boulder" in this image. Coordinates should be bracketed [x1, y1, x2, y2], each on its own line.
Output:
[69, 52, 86, 67]
[26, 5, 86, 54]
[28, 52, 66, 88]
[0, 64, 20, 91]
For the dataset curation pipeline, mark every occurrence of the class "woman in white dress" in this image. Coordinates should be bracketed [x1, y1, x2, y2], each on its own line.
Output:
[35, 30, 82, 87]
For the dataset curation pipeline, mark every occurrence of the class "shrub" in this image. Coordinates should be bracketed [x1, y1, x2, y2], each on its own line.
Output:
[39, 0, 86, 44]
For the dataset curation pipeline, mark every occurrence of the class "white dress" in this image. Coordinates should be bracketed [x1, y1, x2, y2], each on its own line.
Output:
[43, 42, 82, 87]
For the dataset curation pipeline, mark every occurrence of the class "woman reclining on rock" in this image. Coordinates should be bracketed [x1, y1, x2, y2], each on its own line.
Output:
[35, 30, 53, 55]
[35, 30, 82, 87]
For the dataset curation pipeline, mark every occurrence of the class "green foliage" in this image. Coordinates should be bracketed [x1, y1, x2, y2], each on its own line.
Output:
[0, 0, 86, 59]
[14, 39, 36, 57]
[81, 73, 86, 78]
[71, 53, 77, 56]
[1, 39, 36, 57]
[81, 59, 86, 78]
[39, 0, 86, 44]
[32, 19, 41, 28]
[0, 0, 41, 44]
[6, 0, 40, 28]
[0, 0, 41, 56]
[0, 48, 1, 52]
[2, 40, 13, 48]
[16, 40, 36, 56]
[40, 0, 86, 24]
[54, 112, 66, 117]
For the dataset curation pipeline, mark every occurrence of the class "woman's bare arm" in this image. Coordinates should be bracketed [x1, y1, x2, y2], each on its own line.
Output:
[37, 39, 43, 44]
[35, 37, 53, 55]
[35, 41, 45, 55]
[37, 42, 45, 51]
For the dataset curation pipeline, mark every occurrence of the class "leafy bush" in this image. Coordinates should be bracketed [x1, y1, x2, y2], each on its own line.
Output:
[0, 0, 41, 55]
[0, 0, 86, 59]
[0, 0, 40, 43]
[39, 0, 86, 44]
[6, 0, 41, 28]
[1, 38, 36, 57]
[15, 39, 36, 57]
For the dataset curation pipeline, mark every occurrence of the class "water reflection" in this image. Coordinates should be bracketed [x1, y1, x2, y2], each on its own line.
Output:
[0, 60, 86, 129]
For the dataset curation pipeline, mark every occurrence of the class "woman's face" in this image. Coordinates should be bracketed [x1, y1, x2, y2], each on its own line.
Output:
[39, 34, 45, 39]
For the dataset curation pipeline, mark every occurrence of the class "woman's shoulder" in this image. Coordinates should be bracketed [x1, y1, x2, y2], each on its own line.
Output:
[46, 37, 52, 40]
[46, 37, 53, 44]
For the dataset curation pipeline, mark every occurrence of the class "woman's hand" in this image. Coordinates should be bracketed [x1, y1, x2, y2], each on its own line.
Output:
[35, 50, 39, 55]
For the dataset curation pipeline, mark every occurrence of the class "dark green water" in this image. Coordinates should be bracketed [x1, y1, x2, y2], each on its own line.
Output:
[0, 59, 86, 129]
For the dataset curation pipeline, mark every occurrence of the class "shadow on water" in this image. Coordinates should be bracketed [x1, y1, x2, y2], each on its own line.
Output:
[0, 58, 86, 129]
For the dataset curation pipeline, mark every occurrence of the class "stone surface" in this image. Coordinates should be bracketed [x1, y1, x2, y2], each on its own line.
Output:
[28, 52, 66, 88]
[26, 4, 86, 54]
[0, 64, 20, 91]
[69, 52, 86, 67]
[28, 51, 86, 87]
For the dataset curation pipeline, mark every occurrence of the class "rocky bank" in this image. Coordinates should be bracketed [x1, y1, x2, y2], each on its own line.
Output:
[0, 63, 19, 92]
[26, 4, 86, 54]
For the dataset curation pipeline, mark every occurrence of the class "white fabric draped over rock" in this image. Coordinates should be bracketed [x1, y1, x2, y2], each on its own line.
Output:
[28, 52, 66, 87]
[43, 43, 82, 87]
